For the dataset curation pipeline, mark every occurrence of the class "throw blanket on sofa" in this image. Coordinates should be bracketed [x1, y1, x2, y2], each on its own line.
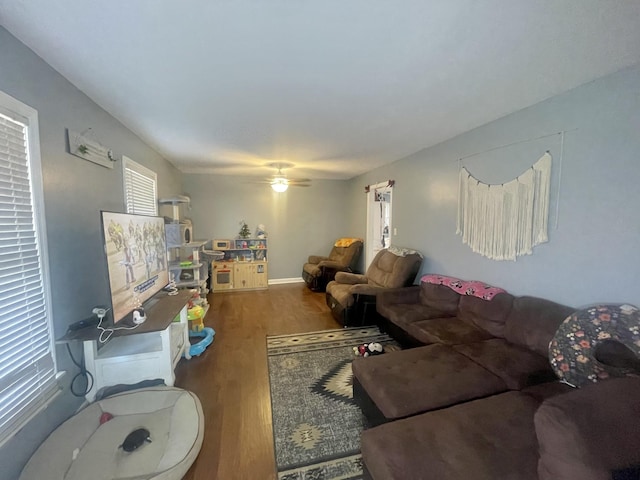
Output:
[388, 245, 423, 258]
[421, 274, 506, 300]
[334, 237, 363, 247]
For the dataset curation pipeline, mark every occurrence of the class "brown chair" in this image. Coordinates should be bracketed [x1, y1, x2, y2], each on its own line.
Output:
[326, 246, 423, 327]
[302, 238, 363, 292]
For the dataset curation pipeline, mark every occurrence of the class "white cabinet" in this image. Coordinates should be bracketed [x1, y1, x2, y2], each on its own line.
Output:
[78, 291, 191, 402]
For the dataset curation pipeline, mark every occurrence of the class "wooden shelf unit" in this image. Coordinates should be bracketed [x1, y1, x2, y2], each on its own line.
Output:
[212, 238, 268, 291]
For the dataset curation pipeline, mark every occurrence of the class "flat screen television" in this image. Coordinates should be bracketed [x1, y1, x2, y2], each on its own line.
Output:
[100, 211, 169, 324]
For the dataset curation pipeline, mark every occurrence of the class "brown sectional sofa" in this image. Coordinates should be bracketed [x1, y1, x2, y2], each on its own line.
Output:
[361, 377, 640, 480]
[354, 279, 640, 479]
[355, 286, 574, 424]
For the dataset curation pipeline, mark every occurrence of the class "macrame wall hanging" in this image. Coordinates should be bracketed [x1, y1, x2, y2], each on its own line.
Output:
[456, 152, 552, 261]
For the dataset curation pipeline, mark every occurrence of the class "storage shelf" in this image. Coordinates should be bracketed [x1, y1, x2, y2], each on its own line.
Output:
[97, 331, 163, 359]
[175, 279, 207, 288]
[169, 262, 203, 269]
[212, 238, 268, 291]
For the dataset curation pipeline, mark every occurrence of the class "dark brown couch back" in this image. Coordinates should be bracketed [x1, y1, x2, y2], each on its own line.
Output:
[504, 296, 575, 357]
[419, 282, 461, 314]
[457, 292, 515, 338]
[535, 376, 640, 480]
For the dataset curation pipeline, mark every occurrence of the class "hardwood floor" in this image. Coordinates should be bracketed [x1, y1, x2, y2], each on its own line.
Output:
[175, 283, 340, 480]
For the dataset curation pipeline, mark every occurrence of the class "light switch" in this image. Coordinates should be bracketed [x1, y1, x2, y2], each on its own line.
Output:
[393, 228, 397, 236]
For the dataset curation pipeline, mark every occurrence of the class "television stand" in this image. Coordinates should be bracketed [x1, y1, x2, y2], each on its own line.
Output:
[58, 290, 193, 401]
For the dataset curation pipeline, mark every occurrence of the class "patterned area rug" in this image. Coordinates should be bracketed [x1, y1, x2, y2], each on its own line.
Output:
[267, 327, 396, 480]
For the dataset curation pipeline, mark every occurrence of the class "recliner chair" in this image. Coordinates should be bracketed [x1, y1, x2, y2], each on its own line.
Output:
[326, 246, 423, 327]
[302, 238, 363, 292]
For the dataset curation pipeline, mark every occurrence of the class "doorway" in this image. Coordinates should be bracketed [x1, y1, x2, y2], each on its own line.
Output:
[365, 182, 393, 269]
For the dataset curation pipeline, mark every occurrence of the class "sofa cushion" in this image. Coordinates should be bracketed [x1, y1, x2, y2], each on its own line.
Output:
[326, 282, 356, 307]
[453, 338, 555, 390]
[521, 381, 575, 402]
[367, 252, 398, 287]
[535, 377, 640, 480]
[457, 292, 514, 338]
[352, 344, 506, 420]
[379, 303, 456, 328]
[418, 282, 461, 313]
[302, 262, 321, 277]
[404, 317, 495, 345]
[504, 296, 575, 357]
[365, 249, 422, 289]
[361, 391, 542, 480]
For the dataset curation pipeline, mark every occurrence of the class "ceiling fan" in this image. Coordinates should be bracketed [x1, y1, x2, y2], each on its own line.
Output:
[260, 162, 311, 192]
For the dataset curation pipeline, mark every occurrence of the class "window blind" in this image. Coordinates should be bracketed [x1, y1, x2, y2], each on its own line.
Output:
[0, 108, 57, 442]
[123, 157, 157, 216]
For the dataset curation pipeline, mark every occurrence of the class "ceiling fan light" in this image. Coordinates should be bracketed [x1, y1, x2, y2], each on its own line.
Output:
[271, 177, 289, 192]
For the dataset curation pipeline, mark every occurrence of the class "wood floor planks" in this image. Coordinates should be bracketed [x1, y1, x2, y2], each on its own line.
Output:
[175, 283, 340, 480]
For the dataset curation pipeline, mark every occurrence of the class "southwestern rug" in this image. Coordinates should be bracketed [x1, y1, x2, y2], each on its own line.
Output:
[267, 327, 396, 480]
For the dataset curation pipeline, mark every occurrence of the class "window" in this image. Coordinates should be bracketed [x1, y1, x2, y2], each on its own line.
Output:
[0, 91, 57, 443]
[123, 156, 157, 216]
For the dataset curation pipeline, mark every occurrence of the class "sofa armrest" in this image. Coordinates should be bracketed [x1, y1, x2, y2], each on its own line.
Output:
[317, 260, 349, 271]
[308, 255, 329, 264]
[350, 284, 386, 296]
[535, 377, 640, 480]
[335, 272, 368, 284]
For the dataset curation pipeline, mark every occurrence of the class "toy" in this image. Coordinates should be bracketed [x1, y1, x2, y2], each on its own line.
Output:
[353, 342, 385, 357]
[255, 224, 267, 239]
[188, 327, 215, 357]
[187, 305, 205, 332]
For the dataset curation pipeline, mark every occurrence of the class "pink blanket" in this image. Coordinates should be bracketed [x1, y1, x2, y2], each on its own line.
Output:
[421, 274, 506, 301]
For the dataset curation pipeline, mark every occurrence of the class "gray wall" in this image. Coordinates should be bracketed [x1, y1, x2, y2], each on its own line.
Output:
[182, 175, 352, 279]
[0, 27, 182, 479]
[348, 64, 640, 308]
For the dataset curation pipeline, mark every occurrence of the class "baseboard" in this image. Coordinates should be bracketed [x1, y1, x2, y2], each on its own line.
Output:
[268, 277, 304, 285]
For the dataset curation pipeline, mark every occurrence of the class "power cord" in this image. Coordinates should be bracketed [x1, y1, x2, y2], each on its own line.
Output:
[67, 342, 94, 397]
[66, 306, 141, 396]
[95, 306, 141, 343]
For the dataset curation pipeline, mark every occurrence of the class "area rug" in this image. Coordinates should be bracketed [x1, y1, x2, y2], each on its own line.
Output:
[267, 327, 396, 480]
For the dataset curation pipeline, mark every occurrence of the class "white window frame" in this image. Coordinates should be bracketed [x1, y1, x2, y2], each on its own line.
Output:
[0, 90, 58, 446]
[122, 156, 158, 216]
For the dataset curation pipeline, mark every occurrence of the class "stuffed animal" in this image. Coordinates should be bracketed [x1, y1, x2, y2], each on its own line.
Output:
[255, 224, 267, 239]
[353, 342, 385, 357]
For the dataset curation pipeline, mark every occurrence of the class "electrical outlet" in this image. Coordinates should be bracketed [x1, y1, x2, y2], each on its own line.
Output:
[393, 228, 397, 236]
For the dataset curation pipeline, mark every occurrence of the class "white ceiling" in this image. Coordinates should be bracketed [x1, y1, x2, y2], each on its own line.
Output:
[1, 1, 639, 180]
